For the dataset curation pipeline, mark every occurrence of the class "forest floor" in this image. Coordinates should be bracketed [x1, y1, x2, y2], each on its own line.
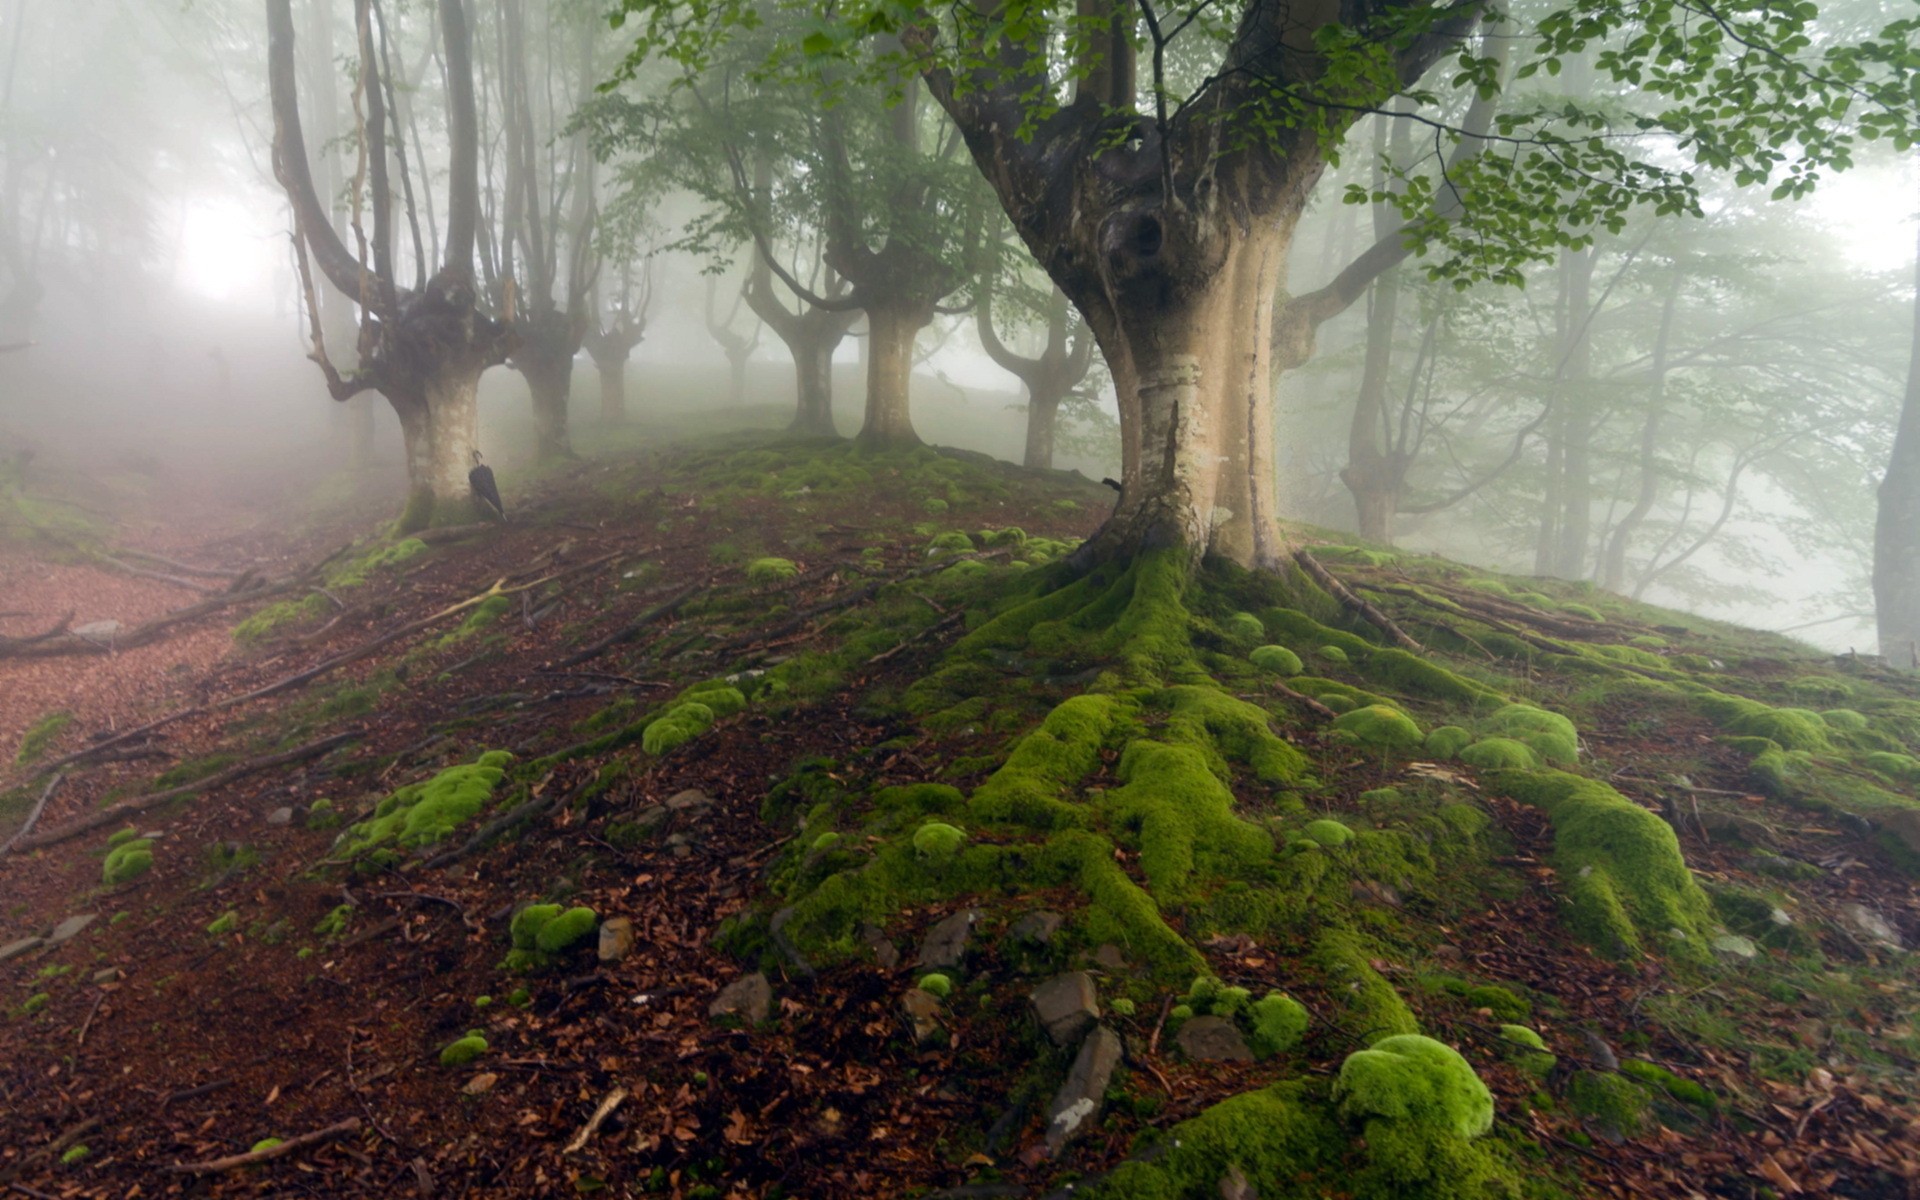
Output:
[1, 422, 1918, 1199]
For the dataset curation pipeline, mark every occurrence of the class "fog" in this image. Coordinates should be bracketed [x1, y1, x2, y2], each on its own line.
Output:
[2, 0, 1914, 653]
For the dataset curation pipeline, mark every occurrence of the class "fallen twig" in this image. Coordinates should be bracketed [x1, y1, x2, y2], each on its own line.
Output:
[1260, 681, 1337, 721]
[10, 731, 358, 853]
[867, 610, 966, 667]
[1293, 548, 1422, 653]
[76, 991, 106, 1046]
[95, 554, 222, 593]
[563, 1088, 628, 1154]
[114, 548, 243, 578]
[161, 1117, 360, 1174]
[161, 1079, 233, 1107]
[0, 772, 62, 855]
[556, 583, 700, 668]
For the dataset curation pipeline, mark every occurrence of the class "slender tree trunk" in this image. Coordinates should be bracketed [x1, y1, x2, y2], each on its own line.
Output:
[1553, 245, 1598, 577]
[790, 331, 839, 437]
[726, 349, 750, 408]
[1601, 270, 1679, 593]
[511, 313, 580, 459]
[855, 299, 928, 448]
[1875, 191, 1920, 665]
[594, 352, 629, 424]
[1024, 386, 1064, 470]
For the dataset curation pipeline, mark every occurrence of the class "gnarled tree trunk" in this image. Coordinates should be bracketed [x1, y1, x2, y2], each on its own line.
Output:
[855, 296, 929, 448]
[393, 357, 486, 530]
[790, 328, 840, 436]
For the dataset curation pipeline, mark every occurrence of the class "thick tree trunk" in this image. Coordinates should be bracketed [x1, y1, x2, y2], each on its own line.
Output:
[726, 350, 750, 408]
[394, 361, 484, 532]
[594, 353, 629, 424]
[1875, 202, 1920, 665]
[1024, 387, 1064, 470]
[1077, 219, 1292, 569]
[1345, 464, 1398, 543]
[350, 399, 376, 471]
[512, 314, 580, 459]
[790, 332, 839, 437]
[855, 299, 928, 448]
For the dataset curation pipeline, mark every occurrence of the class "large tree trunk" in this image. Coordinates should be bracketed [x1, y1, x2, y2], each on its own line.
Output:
[790, 330, 839, 437]
[1875, 200, 1920, 665]
[393, 360, 484, 532]
[593, 352, 629, 424]
[1024, 386, 1064, 470]
[855, 298, 928, 448]
[1075, 218, 1293, 569]
[512, 312, 580, 459]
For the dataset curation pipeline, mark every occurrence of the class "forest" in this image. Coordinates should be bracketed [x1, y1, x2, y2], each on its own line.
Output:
[2, 0, 1920, 1196]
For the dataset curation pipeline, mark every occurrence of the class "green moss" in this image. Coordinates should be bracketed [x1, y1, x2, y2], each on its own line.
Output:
[1568, 1071, 1650, 1139]
[206, 911, 239, 936]
[1248, 992, 1309, 1058]
[1225, 611, 1267, 642]
[337, 751, 511, 865]
[1483, 704, 1578, 766]
[1088, 1080, 1340, 1199]
[1330, 705, 1424, 752]
[1360, 649, 1503, 707]
[1694, 693, 1831, 752]
[1105, 737, 1275, 900]
[926, 531, 972, 555]
[968, 694, 1131, 829]
[1336, 1034, 1493, 1138]
[1490, 769, 1713, 962]
[746, 557, 800, 584]
[912, 822, 967, 858]
[534, 906, 598, 953]
[1318, 645, 1350, 664]
[1110, 997, 1136, 1017]
[59, 1145, 89, 1166]
[679, 683, 747, 718]
[1303, 819, 1353, 848]
[1313, 929, 1417, 1040]
[1497, 1025, 1556, 1077]
[249, 1137, 283, 1155]
[1458, 738, 1539, 770]
[1250, 644, 1304, 675]
[1423, 726, 1473, 759]
[315, 904, 353, 938]
[439, 1034, 489, 1067]
[642, 702, 716, 755]
[102, 839, 153, 886]
[917, 973, 953, 998]
[21, 992, 50, 1015]
[1864, 752, 1920, 785]
[1620, 1060, 1716, 1109]
[16, 710, 72, 765]
[106, 826, 140, 848]
[1461, 984, 1529, 1022]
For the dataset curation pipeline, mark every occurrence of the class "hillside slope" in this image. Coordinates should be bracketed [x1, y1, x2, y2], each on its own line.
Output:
[1, 430, 1917, 1198]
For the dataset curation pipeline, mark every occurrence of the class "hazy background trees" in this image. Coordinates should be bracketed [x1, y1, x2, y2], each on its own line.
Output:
[0, 0, 1914, 653]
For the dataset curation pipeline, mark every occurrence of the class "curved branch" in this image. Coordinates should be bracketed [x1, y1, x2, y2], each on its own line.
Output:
[267, 0, 366, 299]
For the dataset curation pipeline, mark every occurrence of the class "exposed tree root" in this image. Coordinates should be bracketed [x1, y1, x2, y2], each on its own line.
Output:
[161, 1117, 361, 1174]
[556, 583, 701, 668]
[0, 772, 62, 855]
[1292, 548, 1422, 652]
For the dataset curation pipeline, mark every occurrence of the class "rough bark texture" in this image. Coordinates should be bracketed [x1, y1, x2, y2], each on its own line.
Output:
[855, 299, 928, 448]
[1876, 203, 1920, 665]
[510, 310, 582, 459]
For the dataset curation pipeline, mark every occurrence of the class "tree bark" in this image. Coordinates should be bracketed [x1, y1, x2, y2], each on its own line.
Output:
[855, 297, 928, 448]
[1339, 113, 1409, 544]
[1875, 187, 1920, 665]
[1600, 270, 1680, 593]
[1024, 387, 1064, 470]
[510, 310, 580, 459]
[593, 351, 629, 424]
[790, 329, 839, 436]
[394, 359, 485, 532]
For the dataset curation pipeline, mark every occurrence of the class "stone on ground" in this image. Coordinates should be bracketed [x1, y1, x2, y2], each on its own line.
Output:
[709, 972, 772, 1024]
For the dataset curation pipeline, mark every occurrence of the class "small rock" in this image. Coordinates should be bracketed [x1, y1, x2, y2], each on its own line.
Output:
[1769, 907, 1793, 927]
[73, 619, 123, 640]
[1843, 903, 1903, 950]
[1173, 1016, 1253, 1062]
[1432, 943, 1464, 962]
[665, 789, 713, 813]
[1875, 808, 1920, 856]
[1090, 943, 1127, 972]
[598, 917, 635, 964]
[265, 807, 294, 827]
[916, 909, 979, 969]
[1045, 1025, 1123, 1155]
[1711, 933, 1758, 961]
[630, 804, 669, 833]
[709, 972, 773, 1024]
[1007, 910, 1064, 947]
[0, 937, 44, 963]
[46, 915, 96, 946]
[768, 907, 817, 979]
[1582, 1031, 1620, 1073]
[1350, 879, 1402, 907]
[861, 925, 899, 970]
[1030, 971, 1100, 1047]
[90, 967, 122, 985]
[1218, 1163, 1257, 1200]
[901, 987, 944, 1045]
[462, 1072, 498, 1095]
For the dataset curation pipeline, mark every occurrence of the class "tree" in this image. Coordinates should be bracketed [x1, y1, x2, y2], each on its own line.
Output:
[1876, 186, 1920, 665]
[976, 276, 1093, 470]
[582, 254, 652, 424]
[268, 0, 511, 529]
[616, 0, 1920, 572]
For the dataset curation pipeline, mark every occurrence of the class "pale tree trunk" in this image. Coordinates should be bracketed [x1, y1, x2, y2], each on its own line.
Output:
[594, 352, 629, 423]
[394, 361, 484, 531]
[1024, 388, 1064, 469]
[855, 298, 928, 448]
[1875, 188, 1920, 665]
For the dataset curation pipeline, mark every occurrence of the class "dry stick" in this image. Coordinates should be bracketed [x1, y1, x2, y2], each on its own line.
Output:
[0, 773, 62, 855]
[1292, 549, 1422, 653]
[75, 991, 106, 1046]
[162, 1116, 361, 1174]
[556, 583, 699, 668]
[10, 731, 359, 853]
[0, 611, 71, 650]
[1265, 681, 1337, 721]
[114, 548, 243, 578]
[709, 550, 1012, 659]
[562, 1087, 628, 1154]
[867, 610, 967, 667]
[95, 555, 223, 594]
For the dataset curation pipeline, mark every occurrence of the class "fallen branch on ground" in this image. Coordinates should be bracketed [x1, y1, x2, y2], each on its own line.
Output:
[867, 610, 966, 667]
[95, 554, 223, 593]
[8, 731, 359, 853]
[114, 548, 242, 578]
[162, 1117, 361, 1174]
[0, 611, 72, 650]
[556, 582, 700, 668]
[0, 773, 62, 855]
[1293, 549, 1422, 653]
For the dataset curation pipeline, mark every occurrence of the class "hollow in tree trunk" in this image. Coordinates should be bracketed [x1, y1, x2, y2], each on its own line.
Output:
[855, 298, 928, 449]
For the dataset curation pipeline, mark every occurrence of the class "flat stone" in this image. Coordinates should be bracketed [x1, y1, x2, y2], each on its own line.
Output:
[1174, 1016, 1253, 1062]
[1711, 933, 1758, 961]
[1843, 903, 1903, 950]
[1045, 1025, 1123, 1156]
[1218, 1163, 1257, 1200]
[73, 620, 122, 639]
[0, 936, 43, 963]
[1007, 910, 1064, 947]
[901, 987, 943, 1045]
[1030, 971, 1100, 1047]
[90, 968, 122, 985]
[630, 804, 669, 833]
[462, 1072, 498, 1095]
[265, 807, 294, 827]
[916, 909, 979, 970]
[709, 972, 773, 1024]
[46, 914, 96, 946]
[861, 925, 899, 970]
[1090, 943, 1127, 972]
[665, 789, 713, 813]
[598, 917, 635, 964]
